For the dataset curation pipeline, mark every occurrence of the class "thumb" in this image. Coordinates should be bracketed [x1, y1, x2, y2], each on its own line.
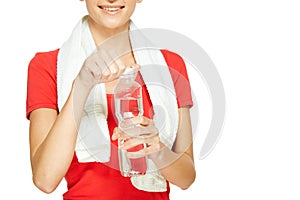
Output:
[126, 64, 140, 72]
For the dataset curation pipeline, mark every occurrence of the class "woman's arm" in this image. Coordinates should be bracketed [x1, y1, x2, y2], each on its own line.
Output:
[114, 107, 196, 190]
[150, 107, 196, 190]
[29, 49, 130, 194]
[29, 81, 90, 193]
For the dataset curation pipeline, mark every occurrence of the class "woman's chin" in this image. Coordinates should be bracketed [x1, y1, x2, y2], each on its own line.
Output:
[101, 19, 130, 31]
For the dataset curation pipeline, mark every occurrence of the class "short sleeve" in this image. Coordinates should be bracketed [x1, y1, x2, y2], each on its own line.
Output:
[26, 49, 59, 119]
[161, 50, 193, 108]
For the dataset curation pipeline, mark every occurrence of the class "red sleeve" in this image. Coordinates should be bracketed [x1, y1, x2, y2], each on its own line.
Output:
[161, 50, 193, 108]
[26, 49, 59, 119]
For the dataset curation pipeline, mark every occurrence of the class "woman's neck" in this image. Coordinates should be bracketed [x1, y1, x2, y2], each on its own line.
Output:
[88, 17, 131, 46]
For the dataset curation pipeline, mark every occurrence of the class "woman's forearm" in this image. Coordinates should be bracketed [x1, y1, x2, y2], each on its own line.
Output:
[30, 80, 90, 193]
[150, 144, 196, 190]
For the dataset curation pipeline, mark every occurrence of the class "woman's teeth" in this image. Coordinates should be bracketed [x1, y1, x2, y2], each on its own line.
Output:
[99, 6, 125, 12]
[103, 7, 120, 11]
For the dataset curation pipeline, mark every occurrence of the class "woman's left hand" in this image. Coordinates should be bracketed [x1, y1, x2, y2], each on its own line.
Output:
[112, 116, 164, 159]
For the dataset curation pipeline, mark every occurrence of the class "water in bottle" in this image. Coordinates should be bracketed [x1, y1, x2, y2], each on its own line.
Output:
[114, 66, 147, 177]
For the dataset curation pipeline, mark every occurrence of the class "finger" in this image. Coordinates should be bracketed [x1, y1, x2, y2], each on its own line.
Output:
[112, 127, 120, 140]
[114, 58, 127, 76]
[84, 55, 101, 79]
[121, 125, 158, 137]
[93, 51, 113, 82]
[99, 58, 125, 82]
[100, 67, 111, 81]
[101, 50, 118, 81]
[97, 47, 115, 67]
[119, 133, 159, 150]
[119, 119, 134, 130]
[120, 116, 153, 128]
[130, 116, 153, 126]
[87, 56, 106, 82]
[106, 61, 120, 81]
[112, 127, 131, 140]
[126, 143, 161, 159]
[82, 63, 96, 81]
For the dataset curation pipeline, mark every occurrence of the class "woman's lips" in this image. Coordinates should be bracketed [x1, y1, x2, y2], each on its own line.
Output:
[98, 5, 125, 15]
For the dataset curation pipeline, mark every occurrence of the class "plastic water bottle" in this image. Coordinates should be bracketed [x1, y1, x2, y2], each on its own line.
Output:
[114, 66, 147, 177]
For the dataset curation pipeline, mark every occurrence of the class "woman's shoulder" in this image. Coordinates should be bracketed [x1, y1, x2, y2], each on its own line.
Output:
[161, 49, 184, 62]
[28, 49, 59, 73]
[160, 49, 186, 72]
[31, 48, 59, 63]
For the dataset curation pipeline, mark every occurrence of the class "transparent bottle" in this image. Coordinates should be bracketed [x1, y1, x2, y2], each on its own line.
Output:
[114, 67, 147, 177]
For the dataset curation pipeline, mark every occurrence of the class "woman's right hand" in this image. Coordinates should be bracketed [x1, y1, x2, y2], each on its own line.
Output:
[75, 47, 128, 91]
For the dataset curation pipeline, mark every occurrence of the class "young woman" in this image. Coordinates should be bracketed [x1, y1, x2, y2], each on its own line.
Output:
[26, 0, 196, 199]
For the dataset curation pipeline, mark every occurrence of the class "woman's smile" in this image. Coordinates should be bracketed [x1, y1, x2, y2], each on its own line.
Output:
[98, 5, 125, 15]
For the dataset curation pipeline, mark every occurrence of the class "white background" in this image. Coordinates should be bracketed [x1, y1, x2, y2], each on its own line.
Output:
[1, 0, 300, 199]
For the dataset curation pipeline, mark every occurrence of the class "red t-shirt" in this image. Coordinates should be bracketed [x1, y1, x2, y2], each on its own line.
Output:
[26, 49, 193, 200]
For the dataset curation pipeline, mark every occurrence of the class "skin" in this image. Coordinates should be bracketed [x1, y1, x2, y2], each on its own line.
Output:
[29, 0, 195, 194]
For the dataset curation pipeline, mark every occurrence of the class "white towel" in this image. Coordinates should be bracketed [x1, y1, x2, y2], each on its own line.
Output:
[57, 16, 178, 192]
